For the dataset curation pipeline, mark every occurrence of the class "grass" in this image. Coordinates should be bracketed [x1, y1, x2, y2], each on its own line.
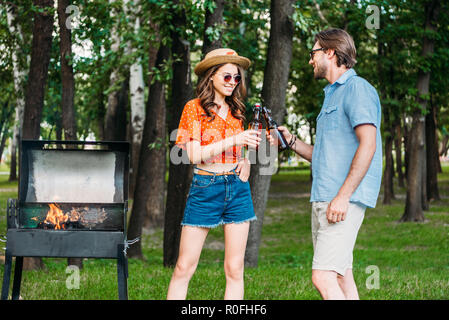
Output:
[0, 164, 448, 300]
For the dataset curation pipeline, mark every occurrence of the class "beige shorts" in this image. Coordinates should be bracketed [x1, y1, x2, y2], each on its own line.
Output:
[311, 201, 366, 276]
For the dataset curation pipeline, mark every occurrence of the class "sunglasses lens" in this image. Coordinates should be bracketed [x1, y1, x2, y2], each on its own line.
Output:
[234, 75, 241, 83]
[223, 75, 232, 82]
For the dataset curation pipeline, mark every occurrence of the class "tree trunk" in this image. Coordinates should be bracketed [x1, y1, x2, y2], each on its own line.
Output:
[0, 123, 9, 163]
[58, 0, 77, 141]
[439, 135, 449, 157]
[163, 0, 194, 267]
[402, 114, 425, 221]
[0, 104, 13, 163]
[130, 37, 158, 197]
[394, 120, 405, 188]
[401, 0, 440, 222]
[22, 0, 54, 141]
[6, 4, 27, 181]
[425, 94, 440, 201]
[202, 0, 225, 57]
[403, 115, 410, 181]
[22, 0, 55, 270]
[245, 0, 295, 268]
[383, 130, 395, 204]
[104, 74, 129, 141]
[104, 0, 128, 142]
[142, 45, 167, 230]
[127, 45, 169, 259]
[125, 0, 147, 197]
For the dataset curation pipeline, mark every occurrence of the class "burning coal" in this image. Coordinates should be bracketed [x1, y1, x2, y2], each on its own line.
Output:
[33, 203, 108, 230]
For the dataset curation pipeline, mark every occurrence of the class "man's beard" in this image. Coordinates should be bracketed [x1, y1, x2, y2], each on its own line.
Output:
[313, 63, 327, 80]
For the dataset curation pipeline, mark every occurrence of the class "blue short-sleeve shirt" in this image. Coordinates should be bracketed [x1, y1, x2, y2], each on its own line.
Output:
[310, 68, 382, 208]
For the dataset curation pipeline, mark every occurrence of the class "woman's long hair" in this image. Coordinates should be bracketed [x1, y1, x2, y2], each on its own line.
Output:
[196, 63, 247, 123]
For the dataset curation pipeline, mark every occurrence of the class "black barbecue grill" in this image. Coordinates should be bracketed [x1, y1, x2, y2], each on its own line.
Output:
[1, 140, 132, 300]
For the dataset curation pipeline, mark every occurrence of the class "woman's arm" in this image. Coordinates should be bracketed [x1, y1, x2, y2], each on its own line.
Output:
[185, 129, 261, 164]
[235, 147, 251, 181]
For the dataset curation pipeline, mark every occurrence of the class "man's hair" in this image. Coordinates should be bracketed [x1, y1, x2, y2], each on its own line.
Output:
[314, 28, 357, 68]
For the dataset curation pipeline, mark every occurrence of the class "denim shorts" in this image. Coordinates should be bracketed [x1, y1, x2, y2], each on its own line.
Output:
[181, 169, 257, 228]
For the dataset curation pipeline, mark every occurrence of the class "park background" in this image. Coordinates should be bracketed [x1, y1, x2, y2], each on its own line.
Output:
[0, 0, 448, 299]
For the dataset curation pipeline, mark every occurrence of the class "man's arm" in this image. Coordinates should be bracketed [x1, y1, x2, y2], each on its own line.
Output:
[273, 126, 314, 162]
[289, 135, 314, 162]
[326, 123, 377, 223]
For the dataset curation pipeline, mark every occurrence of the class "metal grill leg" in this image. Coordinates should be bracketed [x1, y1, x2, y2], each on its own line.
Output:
[117, 244, 128, 300]
[1, 250, 13, 300]
[12, 256, 23, 300]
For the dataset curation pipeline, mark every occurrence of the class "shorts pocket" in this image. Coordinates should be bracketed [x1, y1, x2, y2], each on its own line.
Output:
[192, 175, 215, 188]
[236, 174, 248, 183]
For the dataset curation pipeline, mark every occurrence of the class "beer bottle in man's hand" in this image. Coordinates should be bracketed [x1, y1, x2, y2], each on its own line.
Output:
[262, 107, 289, 151]
[248, 104, 263, 150]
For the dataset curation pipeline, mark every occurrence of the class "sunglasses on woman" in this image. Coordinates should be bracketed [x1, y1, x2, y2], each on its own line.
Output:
[217, 72, 242, 84]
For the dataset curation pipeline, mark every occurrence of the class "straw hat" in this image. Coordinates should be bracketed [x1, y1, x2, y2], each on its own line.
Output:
[194, 48, 251, 76]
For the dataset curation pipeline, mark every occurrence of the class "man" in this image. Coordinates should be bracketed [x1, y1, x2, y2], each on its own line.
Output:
[268, 28, 382, 300]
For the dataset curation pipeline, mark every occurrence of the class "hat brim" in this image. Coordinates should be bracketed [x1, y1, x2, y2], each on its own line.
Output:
[194, 55, 251, 76]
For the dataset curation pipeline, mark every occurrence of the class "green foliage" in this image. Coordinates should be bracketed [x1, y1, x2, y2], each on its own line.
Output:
[2, 0, 447, 143]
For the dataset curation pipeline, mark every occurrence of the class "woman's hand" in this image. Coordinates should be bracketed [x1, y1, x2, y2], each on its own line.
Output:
[236, 129, 261, 149]
[236, 158, 251, 182]
[266, 126, 292, 146]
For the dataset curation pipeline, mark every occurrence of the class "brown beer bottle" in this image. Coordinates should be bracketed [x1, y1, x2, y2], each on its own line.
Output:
[248, 104, 263, 150]
[262, 106, 289, 151]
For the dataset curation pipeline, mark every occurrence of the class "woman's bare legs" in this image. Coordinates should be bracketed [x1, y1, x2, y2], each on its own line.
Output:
[166, 226, 209, 300]
[223, 222, 250, 300]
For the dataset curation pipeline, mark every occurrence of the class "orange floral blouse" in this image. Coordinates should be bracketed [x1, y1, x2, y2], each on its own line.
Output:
[175, 98, 244, 164]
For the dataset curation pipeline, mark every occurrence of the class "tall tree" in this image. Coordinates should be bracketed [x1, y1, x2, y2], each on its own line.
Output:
[57, 0, 76, 141]
[163, 0, 194, 267]
[425, 93, 440, 201]
[6, 4, 28, 181]
[22, 0, 54, 141]
[21, 0, 55, 270]
[394, 120, 405, 188]
[125, 0, 147, 196]
[245, 0, 295, 267]
[401, 0, 440, 222]
[139, 13, 164, 228]
[104, 0, 128, 141]
[202, 0, 225, 56]
[127, 44, 169, 258]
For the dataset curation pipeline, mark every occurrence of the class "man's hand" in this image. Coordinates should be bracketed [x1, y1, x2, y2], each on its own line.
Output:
[236, 158, 251, 182]
[266, 126, 292, 146]
[326, 195, 350, 224]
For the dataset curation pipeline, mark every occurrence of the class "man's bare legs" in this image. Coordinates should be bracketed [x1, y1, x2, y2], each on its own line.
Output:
[337, 268, 359, 300]
[312, 269, 359, 300]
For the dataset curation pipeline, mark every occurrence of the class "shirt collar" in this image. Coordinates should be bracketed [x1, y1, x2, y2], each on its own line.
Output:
[323, 68, 357, 93]
[335, 68, 356, 85]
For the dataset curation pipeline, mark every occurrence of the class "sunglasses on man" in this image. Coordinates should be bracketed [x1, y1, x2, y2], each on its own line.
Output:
[309, 47, 326, 59]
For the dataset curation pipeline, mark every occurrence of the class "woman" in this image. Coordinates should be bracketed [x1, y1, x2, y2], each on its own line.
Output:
[166, 48, 261, 300]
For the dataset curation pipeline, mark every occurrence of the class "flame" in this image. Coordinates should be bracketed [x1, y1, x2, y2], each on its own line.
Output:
[43, 203, 69, 230]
